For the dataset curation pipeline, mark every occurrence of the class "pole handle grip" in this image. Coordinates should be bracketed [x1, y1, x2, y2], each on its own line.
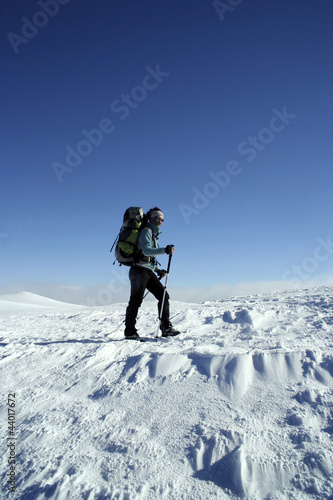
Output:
[166, 252, 173, 274]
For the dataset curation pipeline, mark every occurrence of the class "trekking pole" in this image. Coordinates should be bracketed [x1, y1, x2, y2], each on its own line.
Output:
[156, 249, 173, 339]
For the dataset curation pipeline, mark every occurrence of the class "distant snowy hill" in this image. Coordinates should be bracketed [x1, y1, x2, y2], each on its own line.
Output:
[0, 291, 62, 304]
[0, 291, 85, 315]
[1, 286, 333, 499]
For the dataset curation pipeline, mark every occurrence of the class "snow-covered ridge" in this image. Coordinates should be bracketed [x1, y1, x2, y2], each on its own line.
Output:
[1, 285, 333, 499]
[0, 291, 83, 306]
[0, 291, 85, 315]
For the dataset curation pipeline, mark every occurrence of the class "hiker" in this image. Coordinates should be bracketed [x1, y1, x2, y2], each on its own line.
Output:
[124, 207, 179, 340]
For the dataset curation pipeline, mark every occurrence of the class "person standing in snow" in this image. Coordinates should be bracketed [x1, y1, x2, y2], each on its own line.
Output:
[124, 207, 179, 340]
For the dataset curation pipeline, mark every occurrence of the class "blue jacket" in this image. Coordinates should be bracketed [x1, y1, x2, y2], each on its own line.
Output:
[135, 221, 165, 272]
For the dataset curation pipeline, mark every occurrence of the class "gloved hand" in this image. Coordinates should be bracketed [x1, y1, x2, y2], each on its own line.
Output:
[156, 269, 167, 279]
[164, 245, 174, 255]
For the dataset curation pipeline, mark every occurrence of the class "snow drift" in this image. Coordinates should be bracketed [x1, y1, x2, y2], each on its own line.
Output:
[1, 286, 333, 499]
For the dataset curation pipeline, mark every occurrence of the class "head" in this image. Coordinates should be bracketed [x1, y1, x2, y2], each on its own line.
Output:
[148, 207, 164, 227]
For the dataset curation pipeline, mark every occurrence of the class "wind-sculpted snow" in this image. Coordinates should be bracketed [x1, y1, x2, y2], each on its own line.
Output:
[1, 286, 333, 499]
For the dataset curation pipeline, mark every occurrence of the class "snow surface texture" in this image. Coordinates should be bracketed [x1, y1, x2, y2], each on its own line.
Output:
[1, 287, 333, 499]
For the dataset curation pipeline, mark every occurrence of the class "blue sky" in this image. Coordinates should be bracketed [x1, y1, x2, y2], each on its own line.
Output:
[1, 0, 333, 304]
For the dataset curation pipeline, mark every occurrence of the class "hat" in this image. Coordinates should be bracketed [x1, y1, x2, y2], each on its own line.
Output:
[150, 210, 164, 221]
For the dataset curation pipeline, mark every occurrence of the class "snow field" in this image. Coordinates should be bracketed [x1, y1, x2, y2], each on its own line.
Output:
[1, 286, 333, 499]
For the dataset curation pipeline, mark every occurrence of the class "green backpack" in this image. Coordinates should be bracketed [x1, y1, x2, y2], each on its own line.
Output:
[111, 207, 147, 266]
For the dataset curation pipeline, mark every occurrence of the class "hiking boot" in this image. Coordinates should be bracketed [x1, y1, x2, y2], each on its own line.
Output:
[160, 324, 180, 337]
[125, 333, 141, 340]
[124, 328, 139, 340]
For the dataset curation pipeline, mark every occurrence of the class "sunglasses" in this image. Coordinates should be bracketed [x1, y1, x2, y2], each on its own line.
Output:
[154, 217, 164, 223]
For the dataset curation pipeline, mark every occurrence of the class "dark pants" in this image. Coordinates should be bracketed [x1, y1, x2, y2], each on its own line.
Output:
[125, 266, 170, 334]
